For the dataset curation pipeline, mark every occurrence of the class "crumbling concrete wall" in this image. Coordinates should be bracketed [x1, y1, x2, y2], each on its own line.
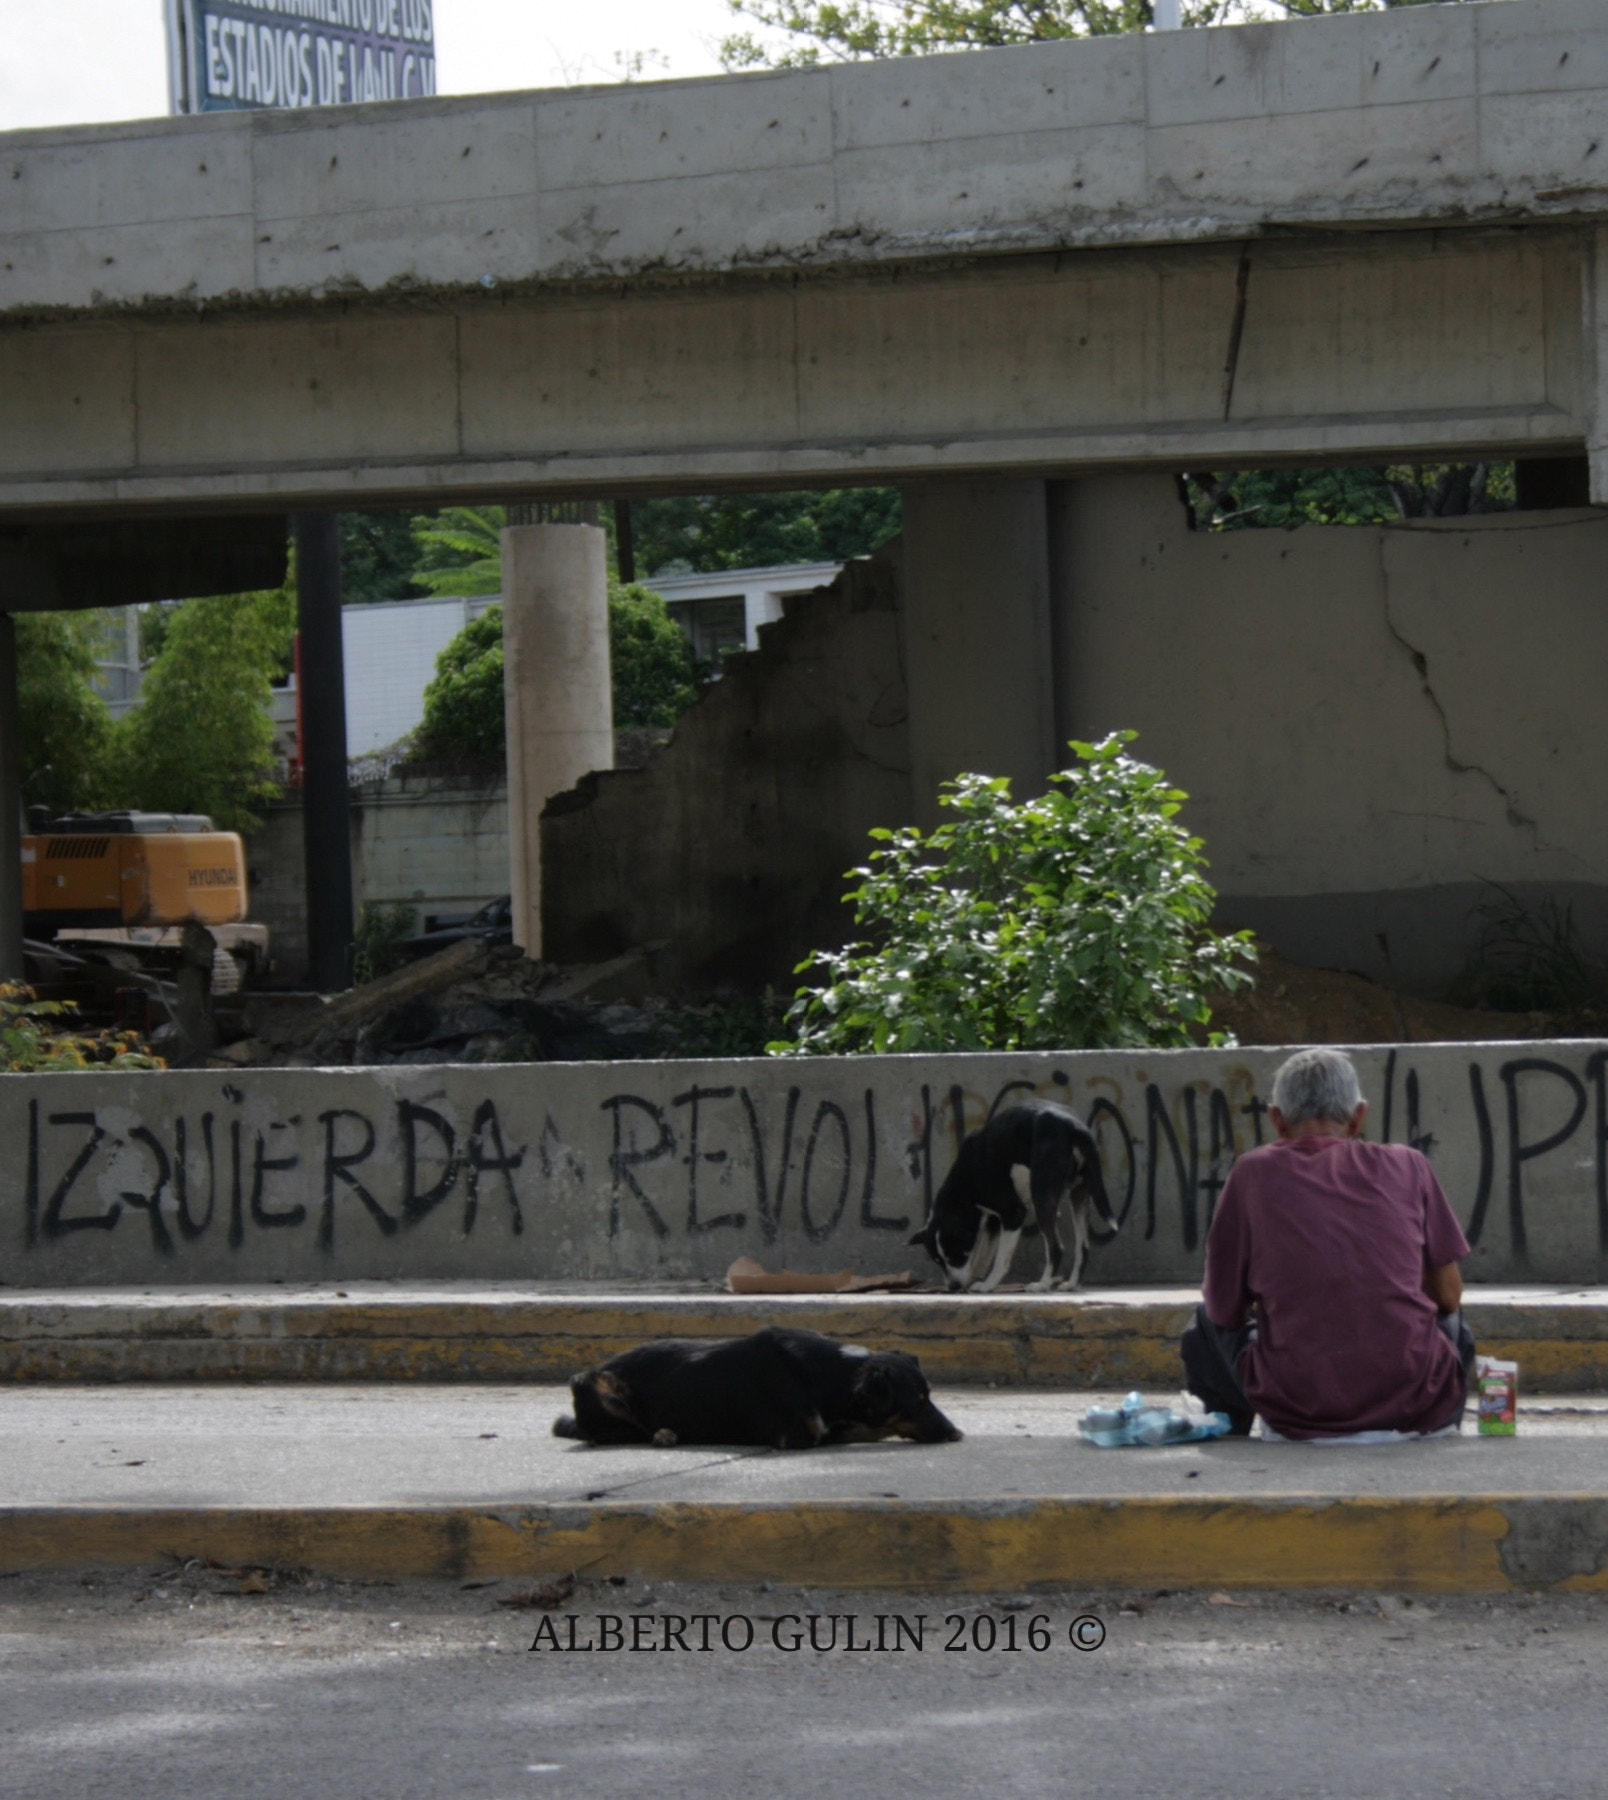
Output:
[541, 547, 911, 992]
[1050, 477, 1608, 992]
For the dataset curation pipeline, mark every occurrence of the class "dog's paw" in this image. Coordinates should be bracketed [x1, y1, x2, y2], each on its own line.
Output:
[651, 1427, 680, 1448]
[552, 1414, 581, 1439]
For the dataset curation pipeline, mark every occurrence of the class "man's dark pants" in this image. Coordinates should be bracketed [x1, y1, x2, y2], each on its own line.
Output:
[1180, 1304, 1478, 1436]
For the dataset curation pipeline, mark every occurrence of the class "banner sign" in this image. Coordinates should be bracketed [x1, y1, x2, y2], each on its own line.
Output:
[168, 0, 436, 113]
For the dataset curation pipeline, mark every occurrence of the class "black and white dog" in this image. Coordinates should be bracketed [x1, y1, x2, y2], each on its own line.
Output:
[553, 1326, 962, 1450]
[909, 1100, 1117, 1293]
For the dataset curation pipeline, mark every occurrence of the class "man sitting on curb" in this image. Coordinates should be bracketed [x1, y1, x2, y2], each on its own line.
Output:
[1181, 1046, 1475, 1441]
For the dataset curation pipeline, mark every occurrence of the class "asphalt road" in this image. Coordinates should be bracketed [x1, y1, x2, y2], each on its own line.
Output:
[1, 1567, 1604, 1800]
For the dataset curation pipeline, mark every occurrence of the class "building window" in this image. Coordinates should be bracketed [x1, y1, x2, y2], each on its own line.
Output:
[669, 597, 748, 667]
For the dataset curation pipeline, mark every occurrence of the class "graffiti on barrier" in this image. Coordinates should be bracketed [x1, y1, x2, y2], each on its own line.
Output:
[13, 1049, 1608, 1261]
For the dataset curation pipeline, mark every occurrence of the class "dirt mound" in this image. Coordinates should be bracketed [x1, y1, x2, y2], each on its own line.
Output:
[1209, 949, 1600, 1046]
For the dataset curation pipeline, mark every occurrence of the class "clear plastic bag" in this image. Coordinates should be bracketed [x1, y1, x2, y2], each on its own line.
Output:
[1078, 1390, 1233, 1448]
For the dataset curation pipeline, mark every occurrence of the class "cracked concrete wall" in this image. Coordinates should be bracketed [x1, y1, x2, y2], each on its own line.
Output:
[540, 547, 911, 992]
[1052, 475, 1608, 991]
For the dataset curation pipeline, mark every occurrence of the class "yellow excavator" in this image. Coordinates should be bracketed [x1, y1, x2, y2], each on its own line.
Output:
[23, 811, 269, 993]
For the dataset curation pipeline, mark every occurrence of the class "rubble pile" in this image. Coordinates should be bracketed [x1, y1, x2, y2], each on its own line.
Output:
[222, 941, 774, 1069]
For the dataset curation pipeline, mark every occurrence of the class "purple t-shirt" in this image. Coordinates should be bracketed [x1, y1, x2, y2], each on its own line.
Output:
[1202, 1136, 1471, 1439]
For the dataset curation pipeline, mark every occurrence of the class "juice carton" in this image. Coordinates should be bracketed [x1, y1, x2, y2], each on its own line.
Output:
[1476, 1357, 1518, 1436]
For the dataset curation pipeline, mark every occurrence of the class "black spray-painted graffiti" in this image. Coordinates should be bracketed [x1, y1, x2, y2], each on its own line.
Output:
[16, 1049, 1608, 1260]
[24, 1093, 527, 1257]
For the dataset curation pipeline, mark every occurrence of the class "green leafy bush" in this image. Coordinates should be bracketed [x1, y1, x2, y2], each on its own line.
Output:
[415, 610, 506, 761]
[352, 903, 420, 986]
[608, 583, 699, 728]
[413, 588, 699, 761]
[0, 985, 165, 1072]
[771, 733, 1255, 1055]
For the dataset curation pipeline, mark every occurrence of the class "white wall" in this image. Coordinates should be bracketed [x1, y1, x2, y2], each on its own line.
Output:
[341, 596, 497, 756]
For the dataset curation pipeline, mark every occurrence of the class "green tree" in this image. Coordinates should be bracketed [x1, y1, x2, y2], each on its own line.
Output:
[772, 733, 1254, 1055]
[411, 506, 505, 596]
[109, 585, 297, 832]
[15, 612, 114, 815]
[410, 492, 901, 590]
[340, 511, 428, 605]
[413, 586, 700, 759]
[632, 489, 901, 573]
[723, 0, 1466, 69]
[1186, 463, 1515, 531]
[414, 607, 506, 759]
[609, 584, 701, 726]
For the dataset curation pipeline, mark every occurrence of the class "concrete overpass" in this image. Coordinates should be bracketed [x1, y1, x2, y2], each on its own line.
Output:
[2, 0, 1607, 517]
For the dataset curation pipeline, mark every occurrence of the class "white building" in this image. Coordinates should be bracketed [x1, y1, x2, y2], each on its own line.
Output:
[339, 595, 500, 757]
[267, 565, 846, 764]
[645, 563, 843, 665]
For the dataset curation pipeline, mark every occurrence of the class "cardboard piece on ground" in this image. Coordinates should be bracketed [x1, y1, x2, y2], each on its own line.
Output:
[725, 1257, 922, 1295]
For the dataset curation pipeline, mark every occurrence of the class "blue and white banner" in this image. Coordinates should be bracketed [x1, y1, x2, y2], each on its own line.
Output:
[170, 0, 436, 113]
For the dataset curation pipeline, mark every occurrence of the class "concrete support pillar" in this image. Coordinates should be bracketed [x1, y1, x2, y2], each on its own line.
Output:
[0, 615, 23, 982]
[294, 514, 355, 993]
[899, 479, 1057, 826]
[502, 524, 614, 957]
[1587, 225, 1608, 506]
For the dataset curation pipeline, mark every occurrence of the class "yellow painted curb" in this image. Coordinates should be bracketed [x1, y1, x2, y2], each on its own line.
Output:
[3, 1495, 1605, 1593]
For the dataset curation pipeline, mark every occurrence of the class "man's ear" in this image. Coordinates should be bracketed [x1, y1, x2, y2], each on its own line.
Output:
[1347, 1101, 1369, 1139]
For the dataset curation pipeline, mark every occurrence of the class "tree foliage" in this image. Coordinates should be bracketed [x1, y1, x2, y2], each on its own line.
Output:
[16, 612, 114, 815]
[414, 586, 700, 760]
[1186, 463, 1516, 530]
[340, 511, 427, 605]
[111, 586, 297, 832]
[414, 607, 507, 759]
[772, 733, 1255, 1055]
[632, 489, 901, 574]
[609, 584, 701, 727]
[409, 493, 902, 590]
[724, 0, 1465, 69]
[411, 507, 505, 597]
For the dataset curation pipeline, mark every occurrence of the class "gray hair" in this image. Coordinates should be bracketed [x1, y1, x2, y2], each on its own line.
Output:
[1271, 1048, 1363, 1126]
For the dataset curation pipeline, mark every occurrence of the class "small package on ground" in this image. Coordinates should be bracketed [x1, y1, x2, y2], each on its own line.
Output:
[1079, 1391, 1232, 1448]
[1476, 1357, 1519, 1436]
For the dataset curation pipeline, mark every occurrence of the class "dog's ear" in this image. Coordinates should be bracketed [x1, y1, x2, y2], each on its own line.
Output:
[908, 1224, 933, 1249]
[853, 1360, 893, 1408]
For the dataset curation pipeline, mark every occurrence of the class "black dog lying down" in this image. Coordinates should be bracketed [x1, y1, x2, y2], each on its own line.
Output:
[553, 1327, 962, 1450]
[909, 1099, 1118, 1293]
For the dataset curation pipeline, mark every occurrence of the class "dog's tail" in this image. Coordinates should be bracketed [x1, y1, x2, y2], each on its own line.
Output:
[1078, 1126, 1120, 1239]
[552, 1413, 581, 1439]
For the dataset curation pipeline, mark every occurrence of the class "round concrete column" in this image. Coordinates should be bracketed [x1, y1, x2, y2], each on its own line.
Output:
[502, 524, 614, 957]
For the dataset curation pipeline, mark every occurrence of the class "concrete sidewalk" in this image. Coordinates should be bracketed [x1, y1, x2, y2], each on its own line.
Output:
[5, 1383, 1608, 1595]
[6, 1284, 1608, 1390]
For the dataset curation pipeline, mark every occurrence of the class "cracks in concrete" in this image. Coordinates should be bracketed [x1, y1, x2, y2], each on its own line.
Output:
[570, 1449, 767, 1503]
[1377, 543, 1538, 838]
